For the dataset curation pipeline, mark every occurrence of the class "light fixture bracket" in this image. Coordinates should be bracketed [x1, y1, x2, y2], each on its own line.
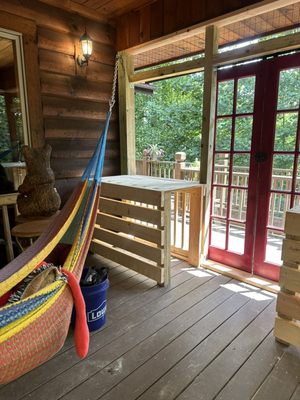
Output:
[77, 55, 89, 67]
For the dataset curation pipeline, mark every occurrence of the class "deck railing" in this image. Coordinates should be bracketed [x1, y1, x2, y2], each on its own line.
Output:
[136, 154, 293, 234]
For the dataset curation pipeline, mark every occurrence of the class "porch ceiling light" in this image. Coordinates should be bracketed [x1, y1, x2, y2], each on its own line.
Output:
[77, 30, 93, 67]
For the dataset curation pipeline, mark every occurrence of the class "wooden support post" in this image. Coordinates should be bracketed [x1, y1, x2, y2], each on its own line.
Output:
[0, 193, 18, 262]
[142, 149, 148, 175]
[188, 187, 203, 266]
[162, 191, 171, 286]
[118, 51, 136, 175]
[174, 152, 186, 179]
[2, 205, 14, 262]
[200, 25, 218, 259]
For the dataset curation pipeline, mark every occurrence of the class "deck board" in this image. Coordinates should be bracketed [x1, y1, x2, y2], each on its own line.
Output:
[1, 255, 299, 400]
[251, 347, 300, 400]
[214, 332, 286, 400]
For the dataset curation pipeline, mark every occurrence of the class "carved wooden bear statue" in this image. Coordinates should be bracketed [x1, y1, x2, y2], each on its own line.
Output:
[17, 144, 61, 217]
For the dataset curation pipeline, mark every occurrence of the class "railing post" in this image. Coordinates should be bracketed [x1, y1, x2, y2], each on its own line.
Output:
[142, 149, 148, 175]
[174, 152, 186, 180]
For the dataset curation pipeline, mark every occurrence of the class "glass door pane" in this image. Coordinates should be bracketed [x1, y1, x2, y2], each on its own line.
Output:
[209, 67, 257, 272]
[267, 66, 300, 265]
[254, 56, 300, 281]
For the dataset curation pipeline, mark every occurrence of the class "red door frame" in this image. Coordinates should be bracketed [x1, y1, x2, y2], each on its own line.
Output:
[253, 53, 300, 281]
[209, 52, 300, 282]
[208, 61, 263, 273]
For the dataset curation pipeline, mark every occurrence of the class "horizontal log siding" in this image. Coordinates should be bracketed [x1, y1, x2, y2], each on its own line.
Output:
[0, 0, 119, 198]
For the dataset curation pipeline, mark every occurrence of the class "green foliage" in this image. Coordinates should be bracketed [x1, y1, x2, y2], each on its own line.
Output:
[0, 95, 10, 160]
[135, 73, 203, 161]
[135, 65, 300, 172]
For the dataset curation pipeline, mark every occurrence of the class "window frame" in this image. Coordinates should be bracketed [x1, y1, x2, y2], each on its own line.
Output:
[0, 11, 44, 148]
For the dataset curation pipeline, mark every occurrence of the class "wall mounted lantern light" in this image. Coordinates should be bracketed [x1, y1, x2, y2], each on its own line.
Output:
[77, 30, 93, 67]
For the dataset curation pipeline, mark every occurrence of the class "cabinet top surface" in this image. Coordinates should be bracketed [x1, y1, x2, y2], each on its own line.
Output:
[101, 175, 205, 192]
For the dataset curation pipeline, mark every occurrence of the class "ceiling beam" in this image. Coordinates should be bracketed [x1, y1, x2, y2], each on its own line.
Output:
[130, 58, 205, 83]
[126, 0, 299, 55]
[214, 31, 300, 66]
[38, 0, 109, 24]
[130, 30, 300, 84]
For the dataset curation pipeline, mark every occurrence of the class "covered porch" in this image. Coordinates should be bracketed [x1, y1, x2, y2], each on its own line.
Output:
[0, 0, 300, 396]
[1, 254, 299, 400]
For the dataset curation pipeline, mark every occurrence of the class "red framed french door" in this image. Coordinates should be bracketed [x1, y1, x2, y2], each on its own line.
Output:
[208, 62, 261, 273]
[208, 53, 300, 282]
[254, 53, 300, 281]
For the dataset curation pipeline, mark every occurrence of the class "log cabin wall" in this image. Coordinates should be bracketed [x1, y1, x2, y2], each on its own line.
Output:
[116, 0, 264, 51]
[0, 0, 119, 202]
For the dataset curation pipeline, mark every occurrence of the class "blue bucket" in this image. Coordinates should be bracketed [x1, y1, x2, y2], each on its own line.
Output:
[81, 277, 109, 332]
[72, 267, 109, 332]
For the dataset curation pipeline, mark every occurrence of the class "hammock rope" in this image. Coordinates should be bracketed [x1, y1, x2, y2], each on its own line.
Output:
[0, 55, 120, 385]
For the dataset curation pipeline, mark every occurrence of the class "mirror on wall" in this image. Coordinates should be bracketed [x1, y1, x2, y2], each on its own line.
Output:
[0, 29, 29, 193]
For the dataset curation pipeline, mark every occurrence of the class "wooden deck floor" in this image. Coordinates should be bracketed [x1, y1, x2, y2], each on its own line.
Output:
[1, 255, 300, 400]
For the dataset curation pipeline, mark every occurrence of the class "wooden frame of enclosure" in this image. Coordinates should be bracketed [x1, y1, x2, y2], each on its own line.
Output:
[90, 176, 205, 286]
[117, 0, 300, 259]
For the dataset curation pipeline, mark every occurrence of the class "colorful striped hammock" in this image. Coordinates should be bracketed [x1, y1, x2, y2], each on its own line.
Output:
[0, 59, 118, 384]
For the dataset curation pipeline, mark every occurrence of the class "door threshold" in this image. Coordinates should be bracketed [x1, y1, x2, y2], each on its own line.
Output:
[201, 259, 279, 294]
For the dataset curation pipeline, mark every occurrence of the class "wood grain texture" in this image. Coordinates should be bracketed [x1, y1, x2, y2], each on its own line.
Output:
[279, 266, 300, 293]
[276, 291, 300, 321]
[90, 240, 164, 283]
[116, 0, 263, 50]
[1, 259, 299, 400]
[0, 0, 119, 195]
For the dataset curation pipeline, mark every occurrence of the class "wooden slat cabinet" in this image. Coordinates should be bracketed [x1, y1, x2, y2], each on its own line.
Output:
[90, 175, 205, 286]
[274, 206, 300, 347]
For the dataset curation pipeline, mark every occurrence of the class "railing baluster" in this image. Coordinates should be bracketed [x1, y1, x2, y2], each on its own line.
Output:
[181, 192, 186, 249]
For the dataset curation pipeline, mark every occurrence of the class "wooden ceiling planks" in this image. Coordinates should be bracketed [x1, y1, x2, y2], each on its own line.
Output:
[73, 0, 155, 17]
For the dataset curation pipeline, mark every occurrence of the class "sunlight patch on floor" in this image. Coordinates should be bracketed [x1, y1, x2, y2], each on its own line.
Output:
[181, 267, 214, 278]
[220, 282, 273, 301]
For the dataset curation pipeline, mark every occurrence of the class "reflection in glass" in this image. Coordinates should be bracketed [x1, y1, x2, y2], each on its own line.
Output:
[294, 195, 300, 207]
[296, 159, 300, 192]
[274, 112, 298, 151]
[211, 218, 226, 249]
[277, 68, 300, 110]
[236, 76, 256, 114]
[217, 80, 234, 116]
[232, 154, 250, 187]
[234, 116, 253, 151]
[271, 154, 294, 191]
[265, 229, 284, 266]
[0, 37, 24, 162]
[214, 153, 230, 185]
[230, 188, 248, 222]
[268, 193, 290, 229]
[228, 222, 245, 254]
[216, 118, 232, 151]
[212, 186, 228, 218]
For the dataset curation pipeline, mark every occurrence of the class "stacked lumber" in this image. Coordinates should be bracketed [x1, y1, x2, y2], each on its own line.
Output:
[274, 206, 300, 347]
